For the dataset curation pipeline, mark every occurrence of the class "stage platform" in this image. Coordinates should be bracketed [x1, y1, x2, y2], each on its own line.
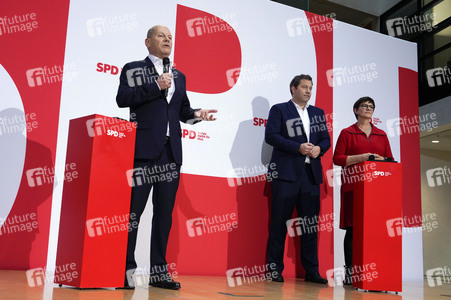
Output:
[1, 270, 449, 299]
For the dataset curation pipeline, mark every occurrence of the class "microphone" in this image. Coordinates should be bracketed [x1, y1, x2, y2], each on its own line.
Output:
[163, 57, 170, 97]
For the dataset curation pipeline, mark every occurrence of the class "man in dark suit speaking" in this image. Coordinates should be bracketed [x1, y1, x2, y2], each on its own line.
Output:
[266, 74, 330, 284]
[116, 25, 216, 290]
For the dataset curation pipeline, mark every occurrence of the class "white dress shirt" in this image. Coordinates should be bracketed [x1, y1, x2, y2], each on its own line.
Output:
[292, 100, 311, 163]
[148, 54, 175, 136]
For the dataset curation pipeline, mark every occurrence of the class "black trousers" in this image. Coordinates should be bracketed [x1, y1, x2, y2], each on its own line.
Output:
[267, 164, 320, 274]
[125, 141, 180, 272]
[344, 227, 353, 267]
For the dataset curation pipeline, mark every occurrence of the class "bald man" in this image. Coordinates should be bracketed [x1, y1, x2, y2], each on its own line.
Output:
[116, 25, 216, 290]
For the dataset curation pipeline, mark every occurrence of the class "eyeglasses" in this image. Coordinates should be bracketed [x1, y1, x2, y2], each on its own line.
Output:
[359, 104, 374, 110]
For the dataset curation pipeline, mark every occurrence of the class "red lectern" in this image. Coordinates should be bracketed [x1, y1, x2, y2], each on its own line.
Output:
[353, 161, 402, 292]
[55, 114, 136, 288]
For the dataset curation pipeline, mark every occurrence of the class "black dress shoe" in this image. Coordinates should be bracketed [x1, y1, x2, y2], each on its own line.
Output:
[305, 272, 328, 284]
[269, 271, 284, 282]
[149, 278, 181, 290]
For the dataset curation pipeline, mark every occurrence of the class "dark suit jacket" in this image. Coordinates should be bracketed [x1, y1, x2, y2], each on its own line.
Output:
[265, 100, 331, 184]
[116, 57, 198, 164]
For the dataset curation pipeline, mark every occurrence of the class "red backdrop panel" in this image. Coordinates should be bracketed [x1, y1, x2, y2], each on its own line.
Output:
[306, 11, 334, 277]
[399, 67, 421, 227]
[174, 4, 242, 94]
[0, 0, 70, 269]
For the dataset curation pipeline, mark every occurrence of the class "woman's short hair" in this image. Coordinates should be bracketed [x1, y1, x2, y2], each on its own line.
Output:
[353, 96, 375, 119]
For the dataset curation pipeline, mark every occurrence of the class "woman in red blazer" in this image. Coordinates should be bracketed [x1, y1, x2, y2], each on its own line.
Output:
[333, 97, 393, 284]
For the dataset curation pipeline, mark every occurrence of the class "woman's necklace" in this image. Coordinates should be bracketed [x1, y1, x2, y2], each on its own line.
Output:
[358, 124, 371, 136]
